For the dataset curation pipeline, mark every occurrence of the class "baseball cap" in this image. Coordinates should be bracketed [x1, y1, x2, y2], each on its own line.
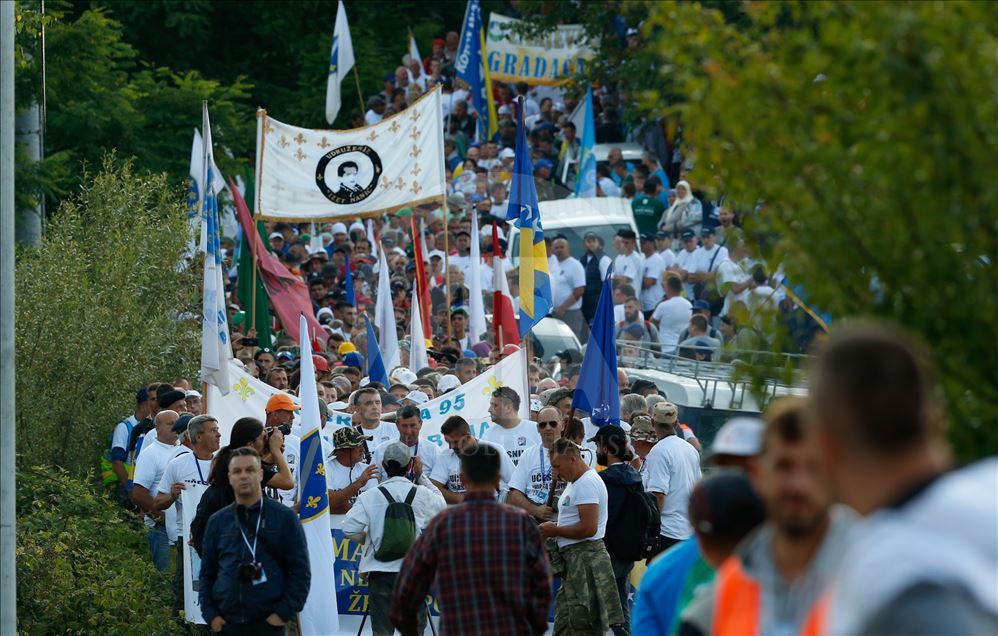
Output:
[700, 226, 716, 237]
[583, 230, 600, 240]
[681, 229, 696, 240]
[381, 441, 412, 468]
[390, 367, 418, 386]
[587, 424, 629, 450]
[184, 389, 202, 399]
[172, 413, 194, 434]
[333, 427, 372, 449]
[266, 393, 301, 414]
[655, 230, 670, 239]
[276, 350, 295, 361]
[653, 401, 678, 425]
[626, 27, 639, 37]
[705, 417, 765, 463]
[427, 249, 446, 261]
[534, 159, 554, 171]
[268, 232, 284, 241]
[629, 415, 658, 443]
[438, 374, 462, 393]
[691, 299, 711, 312]
[403, 390, 429, 405]
[500, 147, 515, 159]
[640, 233, 656, 243]
[616, 228, 637, 240]
[689, 471, 765, 543]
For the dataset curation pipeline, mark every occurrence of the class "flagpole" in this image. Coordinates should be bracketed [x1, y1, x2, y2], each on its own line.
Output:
[352, 66, 364, 113]
[443, 201, 452, 340]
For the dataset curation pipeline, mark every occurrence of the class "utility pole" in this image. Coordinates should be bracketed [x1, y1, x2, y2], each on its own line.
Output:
[1, 1, 18, 633]
[14, 101, 42, 245]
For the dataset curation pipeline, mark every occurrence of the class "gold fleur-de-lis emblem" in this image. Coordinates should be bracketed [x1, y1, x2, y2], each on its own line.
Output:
[395, 177, 406, 191]
[278, 135, 290, 149]
[367, 129, 378, 141]
[315, 462, 326, 476]
[294, 132, 306, 145]
[409, 127, 421, 141]
[317, 136, 331, 149]
[305, 495, 321, 509]
[233, 378, 256, 402]
[411, 164, 422, 177]
[409, 144, 421, 158]
[380, 175, 392, 189]
[482, 375, 506, 396]
[409, 109, 419, 122]
[295, 148, 307, 162]
[410, 181, 422, 195]
[389, 119, 400, 133]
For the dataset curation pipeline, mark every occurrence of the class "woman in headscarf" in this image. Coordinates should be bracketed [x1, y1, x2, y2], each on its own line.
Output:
[659, 180, 703, 238]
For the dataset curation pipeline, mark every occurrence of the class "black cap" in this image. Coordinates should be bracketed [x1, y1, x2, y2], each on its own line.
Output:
[639, 233, 656, 243]
[172, 413, 194, 434]
[688, 471, 765, 545]
[587, 425, 629, 453]
[616, 228, 637, 240]
[655, 230, 670, 239]
[630, 379, 657, 394]
[700, 226, 716, 237]
[681, 229, 696, 240]
[157, 389, 186, 409]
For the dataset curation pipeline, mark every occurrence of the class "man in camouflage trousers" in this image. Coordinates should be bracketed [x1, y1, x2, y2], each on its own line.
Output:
[540, 439, 625, 635]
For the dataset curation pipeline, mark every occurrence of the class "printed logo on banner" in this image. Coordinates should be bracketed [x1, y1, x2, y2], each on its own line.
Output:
[315, 144, 383, 205]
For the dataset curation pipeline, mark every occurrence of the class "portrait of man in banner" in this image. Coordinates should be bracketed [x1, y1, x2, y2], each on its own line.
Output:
[334, 161, 364, 198]
[315, 144, 383, 205]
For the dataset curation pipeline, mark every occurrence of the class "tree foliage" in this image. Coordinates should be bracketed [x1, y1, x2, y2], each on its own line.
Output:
[641, 1, 998, 460]
[17, 467, 178, 634]
[15, 156, 200, 473]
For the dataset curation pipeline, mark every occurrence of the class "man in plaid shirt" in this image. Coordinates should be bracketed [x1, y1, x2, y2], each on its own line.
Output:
[391, 443, 553, 635]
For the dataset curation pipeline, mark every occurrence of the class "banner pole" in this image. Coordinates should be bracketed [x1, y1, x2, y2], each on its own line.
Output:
[443, 201, 452, 341]
[352, 66, 365, 113]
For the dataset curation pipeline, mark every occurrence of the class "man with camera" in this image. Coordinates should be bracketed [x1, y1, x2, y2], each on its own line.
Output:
[264, 394, 301, 508]
[200, 447, 311, 634]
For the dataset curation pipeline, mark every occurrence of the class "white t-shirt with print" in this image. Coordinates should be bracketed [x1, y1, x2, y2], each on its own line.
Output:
[556, 469, 608, 548]
[325, 457, 378, 506]
[481, 419, 541, 466]
[430, 439, 513, 494]
[270, 434, 300, 508]
[371, 438, 439, 482]
[358, 421, 400, 447]
[158, 450, 212, 541]
[508, 443, 554, 505]
[613, 251, 644, 284]
[645, 434, 702, 540]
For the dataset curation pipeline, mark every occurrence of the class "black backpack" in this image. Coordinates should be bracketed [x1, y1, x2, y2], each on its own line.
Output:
[604, 482, 661, 562]
[373, 486, 418, 561]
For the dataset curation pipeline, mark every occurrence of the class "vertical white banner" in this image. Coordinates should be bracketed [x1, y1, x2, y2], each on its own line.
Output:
[181, 483, 209, 625]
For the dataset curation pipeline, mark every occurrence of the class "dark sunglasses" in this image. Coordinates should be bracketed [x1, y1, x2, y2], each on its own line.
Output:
[537, 420, 561, 428]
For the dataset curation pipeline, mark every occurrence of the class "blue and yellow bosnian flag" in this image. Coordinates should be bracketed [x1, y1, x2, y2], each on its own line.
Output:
[297, 314, 339, 634]
[456, 0, 496, 141]
[507, 97, 552, 337]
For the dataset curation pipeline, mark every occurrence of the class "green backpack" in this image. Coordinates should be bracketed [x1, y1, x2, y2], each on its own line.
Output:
[374, 486, 418, 561]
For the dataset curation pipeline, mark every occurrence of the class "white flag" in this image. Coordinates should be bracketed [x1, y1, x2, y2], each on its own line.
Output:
[296, 315, 340, 634]
[199, 104, 232, 394]
[325, 0, 355, 124]
[259, 87, 446, 220]
[375, 253, 401, 371]
[468, 212, 487, 344]
[409, 29, 421, 66]
[187, 129, 226, 255]
[410, 285, 429, 372]
[366, 217, 379, 264]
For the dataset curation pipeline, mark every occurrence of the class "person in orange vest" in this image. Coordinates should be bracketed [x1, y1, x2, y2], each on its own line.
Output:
[676, 397, 857, 636]
[807, 324, 998, 635]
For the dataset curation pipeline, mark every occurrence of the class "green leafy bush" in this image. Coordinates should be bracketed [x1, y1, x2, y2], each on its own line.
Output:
[16, 467, 178, 634]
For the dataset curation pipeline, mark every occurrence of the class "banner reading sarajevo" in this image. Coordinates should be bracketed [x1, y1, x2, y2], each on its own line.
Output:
[256, 86, 446, 220]
[485, 13, 593, 85]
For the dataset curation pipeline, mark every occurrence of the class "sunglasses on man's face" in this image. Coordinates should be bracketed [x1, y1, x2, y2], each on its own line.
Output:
[537, 420, 561, 428]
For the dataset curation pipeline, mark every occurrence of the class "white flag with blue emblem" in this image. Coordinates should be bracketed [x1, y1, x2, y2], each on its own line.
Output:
[325, 0, 355, 124]
[187, 128, 225, 255]
[199, 102, 232, 395]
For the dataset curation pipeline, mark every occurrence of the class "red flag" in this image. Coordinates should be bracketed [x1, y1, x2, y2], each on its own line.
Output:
[492, 221, 519, 348]
[410, 216, 433, 338]
[231, 180, 327, 345]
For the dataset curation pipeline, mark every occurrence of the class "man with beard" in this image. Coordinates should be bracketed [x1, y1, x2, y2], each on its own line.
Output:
[678, 397, 857, 636]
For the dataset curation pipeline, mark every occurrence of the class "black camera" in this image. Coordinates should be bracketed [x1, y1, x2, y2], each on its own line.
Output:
[268, 424, 292, 439]
[239, 562, 262, 582]
[242, 337, 259, 347]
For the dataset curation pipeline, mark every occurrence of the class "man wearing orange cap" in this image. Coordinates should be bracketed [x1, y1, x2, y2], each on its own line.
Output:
[264, 393, 302, 508]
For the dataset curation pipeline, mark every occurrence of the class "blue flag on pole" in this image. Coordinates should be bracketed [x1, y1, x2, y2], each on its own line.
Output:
[364, 314, 389, 386]
[575, 85, 597, 198]
[506, 97, 552, 338]
[344, 252, 356, 306]
[571, 266, 619, 426]
[455, 0, 489, 141]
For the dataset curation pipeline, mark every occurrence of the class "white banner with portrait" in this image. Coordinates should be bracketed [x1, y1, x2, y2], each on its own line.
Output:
[181, 483, 209, 625]
[256, 87, 446, 221]
[485, 13, 593, 86]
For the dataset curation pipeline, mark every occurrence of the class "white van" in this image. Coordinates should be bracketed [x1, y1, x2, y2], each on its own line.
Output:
[505, 197, 638, 266]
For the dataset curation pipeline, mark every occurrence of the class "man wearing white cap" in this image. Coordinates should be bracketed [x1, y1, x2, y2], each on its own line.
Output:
[331, 222, 349, 248]
[268, 232, 285, 253]
[184, 390, 203, 416]
[343, 440, 445, 636]
[705, 416, 765, 471]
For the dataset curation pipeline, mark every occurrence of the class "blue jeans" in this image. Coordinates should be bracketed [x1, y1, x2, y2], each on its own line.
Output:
[147, 525, 171, 572]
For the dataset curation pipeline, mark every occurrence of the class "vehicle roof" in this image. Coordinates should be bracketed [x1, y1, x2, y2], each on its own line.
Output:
[622, 366, 808, 414]
[507, 197, 637, 231]
[594, 143, 646, 163]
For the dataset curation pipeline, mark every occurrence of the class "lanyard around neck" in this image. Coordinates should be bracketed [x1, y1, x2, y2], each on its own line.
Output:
[238, 500, 263, 563]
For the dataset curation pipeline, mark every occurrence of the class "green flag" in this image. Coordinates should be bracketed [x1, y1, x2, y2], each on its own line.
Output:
[236, 180, 274, 348]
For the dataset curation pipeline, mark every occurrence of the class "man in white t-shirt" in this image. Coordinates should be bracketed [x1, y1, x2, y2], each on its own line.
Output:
[353, 387, 400, 446]
[686, 226, 729, 302]
[539, 438, 625, 634]
[612, 229, 644, 286]
[550, 236, 587, 343]
[327, 427, 380, 514]
[154, 415, 219, 610]
[651, 273, 693, 354]
[430, 415, 514, 504]
[639, 234, 667, 315]
[482, 386, 540, 466]
[715, 240, 753, 317]
[371, 404, 438, 482]
[131, 409, 183, 571]
[673, 229, 700, 299]
[644, 401, 702, 559]
[507, 407, 564, 522]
